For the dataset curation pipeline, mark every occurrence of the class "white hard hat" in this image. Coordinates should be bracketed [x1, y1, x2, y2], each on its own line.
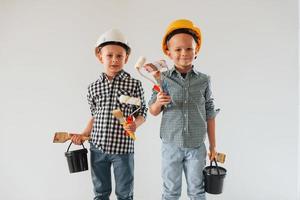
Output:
[95, 29, 130, 54]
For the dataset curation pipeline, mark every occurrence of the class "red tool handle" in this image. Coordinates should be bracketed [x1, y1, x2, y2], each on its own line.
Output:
[126, 115, 133, 123]
[153, 85, 161, 92]
[124, 115, 135, 139]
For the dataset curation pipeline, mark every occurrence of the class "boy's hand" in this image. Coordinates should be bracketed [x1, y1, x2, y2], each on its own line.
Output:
[124, 121, 137, 133]
[70, 133, 87, 145]
[208, 146, 217, 161]
[144, 63, 160, 78]
[156, 92, 171, 106]
[144, 63, 157, 73]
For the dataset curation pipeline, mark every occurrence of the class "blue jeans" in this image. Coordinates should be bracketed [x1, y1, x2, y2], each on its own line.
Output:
[161, 142, 207, 200]
[90, 144, 134, 200]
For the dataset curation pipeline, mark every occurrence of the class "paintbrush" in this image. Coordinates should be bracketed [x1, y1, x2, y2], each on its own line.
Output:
[135, 56, 168, 92]
[119, 95, 141, 106]
[112, 109, 136, 140]
[53, 132, 90, 143]
[216, 152, 226, 163]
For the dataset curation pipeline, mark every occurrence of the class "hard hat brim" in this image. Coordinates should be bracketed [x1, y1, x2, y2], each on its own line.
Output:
[162, 19, 202, 55]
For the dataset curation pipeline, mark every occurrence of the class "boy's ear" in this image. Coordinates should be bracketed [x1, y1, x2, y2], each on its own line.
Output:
[96, 52, 104, 63]
[124, 54, 129, 64]
[166, 50, 172, 59]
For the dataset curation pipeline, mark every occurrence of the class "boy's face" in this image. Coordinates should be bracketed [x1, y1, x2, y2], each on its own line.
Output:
[166, 33, 197, 72]
[96, 44, 128, 77]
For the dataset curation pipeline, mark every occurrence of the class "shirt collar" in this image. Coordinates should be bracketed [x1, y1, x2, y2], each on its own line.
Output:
[99, 70, 130, 82]
[170, 65, 197, 77]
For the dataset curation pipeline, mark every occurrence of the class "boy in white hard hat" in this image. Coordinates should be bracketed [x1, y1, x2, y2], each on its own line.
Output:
[71, 29, 147, 200]
[148, 19, 219, 200]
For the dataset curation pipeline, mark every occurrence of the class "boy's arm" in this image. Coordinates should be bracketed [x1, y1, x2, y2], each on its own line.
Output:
[133, 81, 148, 120]
[149, 101, 163, 116]
[135, 116, 145, 128]
[70, 117, 93, 145]
[81, 117, 94, 137]
[149, 92, 171, 116]
[205, 76, 220, 160]
[207, 118, 216, 160]
[70, 86, 96, 145]
[124, 116, 145, 133]
[124, 80, 147, 133]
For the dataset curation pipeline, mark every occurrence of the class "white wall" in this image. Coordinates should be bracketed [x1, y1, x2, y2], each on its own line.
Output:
[0, 0, 298, 199]
[298, 0, 300, 199]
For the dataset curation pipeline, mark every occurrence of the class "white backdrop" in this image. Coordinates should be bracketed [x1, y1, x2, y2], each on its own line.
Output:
[0, 0, 298, 199]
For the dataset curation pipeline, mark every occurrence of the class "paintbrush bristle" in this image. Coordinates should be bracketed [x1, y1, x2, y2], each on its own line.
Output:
[135, 56, 146, 69]
[216, 153, 226, 163]
[53, 132, 69, 143]
[112, 109, 124, 118]
[112, 109, 125, 123]
[119, 95, 141, 106]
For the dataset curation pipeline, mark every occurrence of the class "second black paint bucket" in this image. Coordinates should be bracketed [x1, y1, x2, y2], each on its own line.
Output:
[203, 159, 226, 194]
[65, 141, 88, 173]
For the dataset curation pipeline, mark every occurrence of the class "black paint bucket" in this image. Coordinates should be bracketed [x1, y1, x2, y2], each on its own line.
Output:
[203, 159, 227, 194]
[65, 141, 88, 173]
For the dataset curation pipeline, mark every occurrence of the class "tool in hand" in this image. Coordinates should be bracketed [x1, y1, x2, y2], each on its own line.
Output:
[119, 95, 141, 106]
[112, 109, 136, 140]
[53, 132, 90, 143]
[216, 152, 226, 163]
[135, 56, 168, 92]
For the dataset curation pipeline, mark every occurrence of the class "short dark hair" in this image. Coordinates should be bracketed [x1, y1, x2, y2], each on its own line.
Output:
[166, 28, 199, 44]
[97, 41, 131, 55]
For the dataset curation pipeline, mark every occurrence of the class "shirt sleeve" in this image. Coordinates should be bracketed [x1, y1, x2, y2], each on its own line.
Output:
[87, 86, 96, 117]
[148, 88, 158, 107]
[134, 81, 148, 119]
[205, 76, 220, 120]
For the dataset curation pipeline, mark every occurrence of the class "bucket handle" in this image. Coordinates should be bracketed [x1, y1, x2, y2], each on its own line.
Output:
[210, 158, 221, 175]
[66, 141, 86, 152]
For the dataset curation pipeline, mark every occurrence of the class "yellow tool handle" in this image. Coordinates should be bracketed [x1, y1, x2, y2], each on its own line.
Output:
[68, 134, 90, 141]
[80, 136, 90, 141]
[127, 132, 136, 140]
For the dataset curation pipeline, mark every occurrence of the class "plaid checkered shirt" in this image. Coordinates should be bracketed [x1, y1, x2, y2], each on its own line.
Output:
[148, 66, 219, 148]
[87, 70, 147, 154]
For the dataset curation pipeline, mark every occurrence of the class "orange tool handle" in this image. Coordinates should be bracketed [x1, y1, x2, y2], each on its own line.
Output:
[124, 116, 136, 140]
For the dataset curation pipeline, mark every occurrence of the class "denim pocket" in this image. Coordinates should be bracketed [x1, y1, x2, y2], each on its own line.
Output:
[187, 144, 207, 161]
[90, 143, 102, 152]
[161, 142, 180, 160]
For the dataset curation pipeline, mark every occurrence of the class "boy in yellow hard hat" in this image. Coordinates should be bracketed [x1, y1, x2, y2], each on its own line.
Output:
[71, 29, 147, 200]
[148, 19, 219, 200]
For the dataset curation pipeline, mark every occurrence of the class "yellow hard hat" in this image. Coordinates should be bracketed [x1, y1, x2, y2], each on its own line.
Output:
[162, 19, 202, 55]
